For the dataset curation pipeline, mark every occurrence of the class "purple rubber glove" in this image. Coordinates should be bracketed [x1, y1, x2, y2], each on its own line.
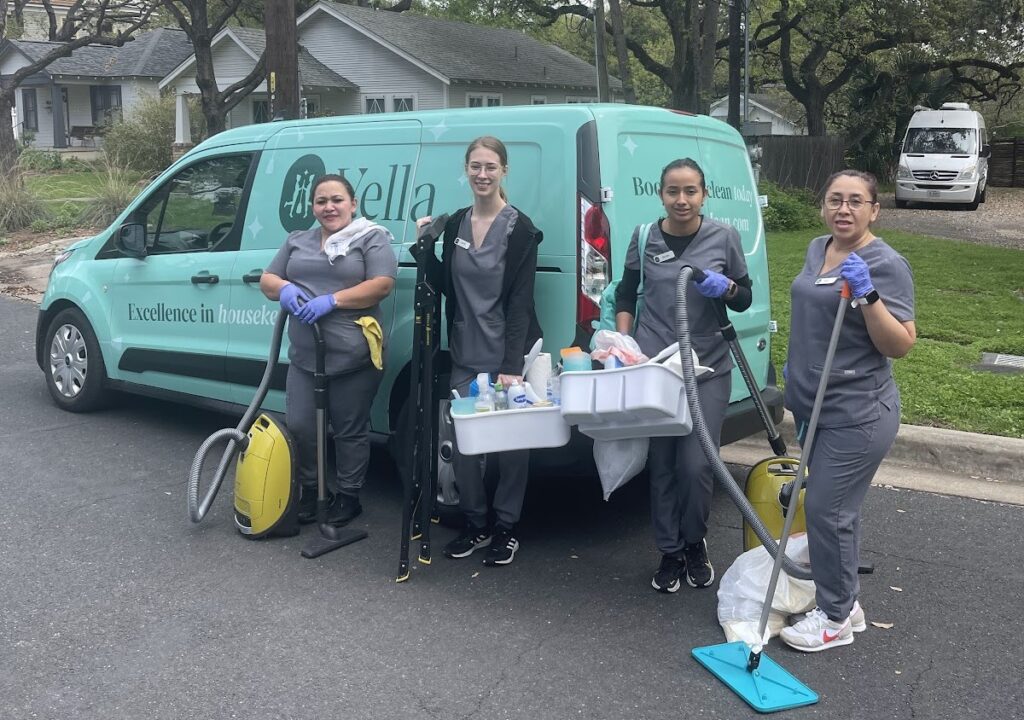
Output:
[695, 268, 732, 298]
[297, 293, 336, 325]
[278, 283, 309, 315]
[840, 252, 874, 299]
[782, 362, 788, 382]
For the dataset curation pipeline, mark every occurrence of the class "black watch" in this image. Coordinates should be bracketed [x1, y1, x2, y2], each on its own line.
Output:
[856, 289, 880, 306]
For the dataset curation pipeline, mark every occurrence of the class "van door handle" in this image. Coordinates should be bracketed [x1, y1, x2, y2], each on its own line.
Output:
[191, 273, 219, 285]
[242, 271, 263, 284]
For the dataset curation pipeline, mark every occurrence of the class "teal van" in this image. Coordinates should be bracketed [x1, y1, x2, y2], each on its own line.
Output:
[36, 105, 780, 466]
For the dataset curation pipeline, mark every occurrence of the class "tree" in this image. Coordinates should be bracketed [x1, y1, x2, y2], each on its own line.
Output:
[607, 0, 636, 103]
[0, 0, 158, 174]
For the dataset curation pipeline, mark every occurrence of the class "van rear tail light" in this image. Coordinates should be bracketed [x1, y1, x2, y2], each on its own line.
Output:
[577, 194, 610, 335]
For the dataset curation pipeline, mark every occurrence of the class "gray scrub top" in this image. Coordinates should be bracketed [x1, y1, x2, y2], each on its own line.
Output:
[624, 217, 748, 379]
[265, 226, 398, 375]
[450, 205, 518, 373]
[784, 235, 915, 428]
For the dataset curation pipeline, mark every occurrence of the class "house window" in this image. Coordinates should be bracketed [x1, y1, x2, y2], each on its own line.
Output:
[90, 85, 122, 125]
[22, 88, 38, 131]
[253, 100, 269, 124]
[468, 93, 502, 108]
[364, 96, 386, 114]
[531, 95, 547, 105]
[393, 96, 415, 112]
[566, 96, 597, 104]
[363, 94, 416, 114]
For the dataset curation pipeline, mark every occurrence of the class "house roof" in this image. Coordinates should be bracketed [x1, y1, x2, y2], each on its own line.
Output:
[226, 26, 356, 89]
[710, 92, 802, 124]
[307, 2, 621, 90]
[6, 27, 193, 79]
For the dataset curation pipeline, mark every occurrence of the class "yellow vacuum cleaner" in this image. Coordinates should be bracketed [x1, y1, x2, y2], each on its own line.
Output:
[743, 456, 806, 552]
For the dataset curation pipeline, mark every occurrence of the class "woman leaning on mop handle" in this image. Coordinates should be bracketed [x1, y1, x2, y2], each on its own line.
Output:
[415, 135, 544, 568]
[260, 174, 398, 529]
[614, 158, 754, 594]
[779, 169, 917, 653]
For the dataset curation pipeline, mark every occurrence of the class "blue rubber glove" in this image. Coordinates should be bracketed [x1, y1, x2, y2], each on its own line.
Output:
[297, 294, 336, 325]
[695, 269, 732, 298]
[782, 362, 788, 382]
[278, 283, 309, 315]
[840, 252, 874, 299]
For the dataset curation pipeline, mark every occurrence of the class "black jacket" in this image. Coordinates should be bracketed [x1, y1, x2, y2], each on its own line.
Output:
[419, 206, 543, 375]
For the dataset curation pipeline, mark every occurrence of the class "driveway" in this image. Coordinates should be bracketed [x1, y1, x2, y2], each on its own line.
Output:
[875, 186, 1024, 250]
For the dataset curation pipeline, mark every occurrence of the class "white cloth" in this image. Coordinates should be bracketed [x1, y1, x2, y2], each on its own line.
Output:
[323, 217, 387, 263]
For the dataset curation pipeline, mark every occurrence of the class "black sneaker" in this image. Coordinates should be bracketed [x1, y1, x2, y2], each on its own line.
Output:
[651, 553, 685, 593]
[683, 539, 715, 588]
[297, 489, 336, 525]
[444, 524, 492, 559]
[483, 526, 519, 566]
[326, 493, 362, 526]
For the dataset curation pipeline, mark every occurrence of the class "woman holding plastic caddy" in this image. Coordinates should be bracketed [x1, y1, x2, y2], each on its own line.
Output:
[415, 136, 543, 567]
[260, 174, 398, 528]
[779, 170, 915, 653]
[615, 158, 753, 593]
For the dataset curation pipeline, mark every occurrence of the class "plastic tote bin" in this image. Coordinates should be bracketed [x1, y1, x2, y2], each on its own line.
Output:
[559, 363, 693, 440]
[451, 405, 571, 455]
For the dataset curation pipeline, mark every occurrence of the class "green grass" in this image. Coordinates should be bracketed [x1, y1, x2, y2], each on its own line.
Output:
[25, 169, 145, 201]
[767, 228, 1024, 438]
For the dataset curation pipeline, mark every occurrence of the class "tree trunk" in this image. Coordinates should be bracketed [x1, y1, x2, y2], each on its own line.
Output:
[192, 33, 227, 136]
[727, 0, 741, 128]
[265, 0, 299, 120]
[696, 0, 720, 114]
[607, 0, 635, 103]
[593, 0, 610, 102]
[804, 91, 827, 136]
[0, 90, 18, 176]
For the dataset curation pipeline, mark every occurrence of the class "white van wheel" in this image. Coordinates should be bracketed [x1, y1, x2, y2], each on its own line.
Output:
[966, 187, 980, 211]
[44, 308, 110, 412]
[894, 197, 908, 209]
[979, 184, 987, 203]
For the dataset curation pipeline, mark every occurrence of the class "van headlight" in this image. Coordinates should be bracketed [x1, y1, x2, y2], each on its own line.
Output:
[957, 164, 977, 180]
[50, 248, 75, 274]
[897, 163, 912, 179]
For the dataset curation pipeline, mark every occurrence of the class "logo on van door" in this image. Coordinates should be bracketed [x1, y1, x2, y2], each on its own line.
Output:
[279, 154, 326, 232]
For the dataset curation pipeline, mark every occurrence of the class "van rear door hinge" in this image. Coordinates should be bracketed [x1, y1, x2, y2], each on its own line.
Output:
[600, 187, 614, 202]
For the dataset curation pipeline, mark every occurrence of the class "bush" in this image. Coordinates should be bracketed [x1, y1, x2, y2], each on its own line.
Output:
[0, 169, 49, 232]
[75, 156, 145, 228]
[19, 149, 63, 171]
[759, 181, 823, 232]
[102, 93, 205, 174]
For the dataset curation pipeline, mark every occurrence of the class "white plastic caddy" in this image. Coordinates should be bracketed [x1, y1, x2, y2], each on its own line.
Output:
[451, 405, 570, 455]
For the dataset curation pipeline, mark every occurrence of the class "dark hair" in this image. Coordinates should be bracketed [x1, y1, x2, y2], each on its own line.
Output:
[660, 157, 707, 192]
[311, 173, 356, 201]
[465, 135, 509, 201]
[821, 170, 879, 203]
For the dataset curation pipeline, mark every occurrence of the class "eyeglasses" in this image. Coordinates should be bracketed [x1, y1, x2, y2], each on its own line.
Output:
[823, 196, 874, 211]
[467, 163, 502, 175]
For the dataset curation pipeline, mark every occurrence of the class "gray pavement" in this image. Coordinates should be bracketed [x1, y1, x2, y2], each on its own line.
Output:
[2, 295, 1023, 720]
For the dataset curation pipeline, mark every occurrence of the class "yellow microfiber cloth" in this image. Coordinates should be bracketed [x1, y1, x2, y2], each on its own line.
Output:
[356, 316, 384, 370]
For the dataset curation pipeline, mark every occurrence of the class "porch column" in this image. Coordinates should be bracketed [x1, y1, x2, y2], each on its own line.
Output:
[50, 82, 66, 148]
[172, 92, 193, 161]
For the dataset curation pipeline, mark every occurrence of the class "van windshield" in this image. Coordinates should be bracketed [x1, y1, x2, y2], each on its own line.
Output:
[903, 127, 976, 154]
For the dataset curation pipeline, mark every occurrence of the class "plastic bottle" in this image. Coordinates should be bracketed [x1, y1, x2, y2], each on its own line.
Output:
[474, 373, 494, 412]
[546, 375, 561, 405]
[508, 381, 530, 409]
[493, 382, 508, 411]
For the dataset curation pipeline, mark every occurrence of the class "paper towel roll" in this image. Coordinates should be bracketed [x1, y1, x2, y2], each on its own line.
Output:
[526, 352, 552, 394]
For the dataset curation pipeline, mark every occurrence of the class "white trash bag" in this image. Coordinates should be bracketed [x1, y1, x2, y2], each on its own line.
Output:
[593, 436, 649, 500]
[717, 533, 817, 646]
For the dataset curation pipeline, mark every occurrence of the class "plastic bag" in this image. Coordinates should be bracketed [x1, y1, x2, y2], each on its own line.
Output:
[593, 436, 649, 500]
[717, 534, 817, 646]
[590, 329, 649, 367]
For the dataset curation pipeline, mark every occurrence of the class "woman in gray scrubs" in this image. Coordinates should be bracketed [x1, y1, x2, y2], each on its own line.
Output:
[416, 136, 543, 567]
[780, 170, 916, 653]
[615, 158, 753, 593]
[260, 174, 398, 529]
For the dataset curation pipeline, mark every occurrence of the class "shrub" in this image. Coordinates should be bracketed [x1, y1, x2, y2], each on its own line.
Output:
[0, 170, 49, 232]
[759, 181, 823, 232]
[18, 149, 63, 171]
[102, 93, 205, 174]
[75, 156, 146, 228]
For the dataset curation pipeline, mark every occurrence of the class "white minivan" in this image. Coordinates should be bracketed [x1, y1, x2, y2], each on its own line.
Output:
[894, 102, 990, 210]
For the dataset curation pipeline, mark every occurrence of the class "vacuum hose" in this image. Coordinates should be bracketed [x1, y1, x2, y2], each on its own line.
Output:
[188, 309, 289, 523]
[674, 266, 812, 580]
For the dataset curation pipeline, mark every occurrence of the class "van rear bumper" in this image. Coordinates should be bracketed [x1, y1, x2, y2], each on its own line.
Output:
[895, 181, 977, 203]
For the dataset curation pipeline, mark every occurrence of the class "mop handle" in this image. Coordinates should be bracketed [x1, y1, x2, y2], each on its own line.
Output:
[751, 282, 851, 656]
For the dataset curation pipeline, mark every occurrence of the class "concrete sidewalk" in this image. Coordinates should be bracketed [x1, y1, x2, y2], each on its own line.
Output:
[5, 238, 1023, 505]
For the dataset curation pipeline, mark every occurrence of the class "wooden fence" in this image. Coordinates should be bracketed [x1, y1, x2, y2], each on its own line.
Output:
[755, 135, 846, 191]
[988, 139, 1024, 187]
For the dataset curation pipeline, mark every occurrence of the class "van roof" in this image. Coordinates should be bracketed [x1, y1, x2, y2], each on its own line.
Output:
[908, 108, 983, 129]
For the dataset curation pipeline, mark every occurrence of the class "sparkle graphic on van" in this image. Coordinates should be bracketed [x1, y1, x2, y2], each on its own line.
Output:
[428, 118, 450, 141]
[247, 217, 263, 238]
[279, 154, 326, 232]
[622, 136, 638, 156]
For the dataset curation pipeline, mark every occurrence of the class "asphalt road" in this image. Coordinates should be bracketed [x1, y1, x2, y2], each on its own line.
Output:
[3, 296, 1022, 720]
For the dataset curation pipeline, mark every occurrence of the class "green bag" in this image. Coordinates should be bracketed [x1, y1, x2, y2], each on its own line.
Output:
[591, 222, 653, 338]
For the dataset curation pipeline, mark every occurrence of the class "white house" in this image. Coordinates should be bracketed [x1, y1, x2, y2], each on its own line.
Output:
[160, 1, 622, 143]
[709, 93, 805, 136]
[1, 27, 193, 148]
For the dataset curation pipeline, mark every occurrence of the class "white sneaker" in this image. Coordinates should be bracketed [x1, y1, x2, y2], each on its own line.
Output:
[850, 600, 866, 633]
[780, 607, 854, 652]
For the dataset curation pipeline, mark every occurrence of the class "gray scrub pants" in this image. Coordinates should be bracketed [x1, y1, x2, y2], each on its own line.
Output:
[800, 401, 900, 621]
[286, 362, 382, 497]
[648, 373, 731, 555]
[451, 369, 530, 530]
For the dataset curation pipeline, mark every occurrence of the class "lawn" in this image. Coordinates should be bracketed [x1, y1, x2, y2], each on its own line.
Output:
[24, 169, 146, 202]
[767, 228, 1024, 438]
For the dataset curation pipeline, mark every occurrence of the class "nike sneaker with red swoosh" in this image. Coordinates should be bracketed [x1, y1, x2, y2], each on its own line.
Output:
[780, 607, 854, 652]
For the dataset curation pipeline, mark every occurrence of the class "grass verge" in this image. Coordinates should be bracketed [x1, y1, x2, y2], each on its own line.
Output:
[768, 228, 1024, 438]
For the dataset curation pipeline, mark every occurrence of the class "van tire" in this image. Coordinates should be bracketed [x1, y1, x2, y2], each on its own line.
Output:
[43, 308, 111, 412]
[979, 184, 987, 203]
[894, 197, 908, 209]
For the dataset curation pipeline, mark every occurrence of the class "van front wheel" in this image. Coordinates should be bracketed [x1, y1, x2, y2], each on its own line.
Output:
[894, 197, 908, 209]
[44, 308, 110, 412]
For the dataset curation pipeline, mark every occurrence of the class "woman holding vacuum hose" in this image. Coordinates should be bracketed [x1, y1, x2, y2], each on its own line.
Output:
[260, 174, 397, 529]
[615, 158, 752, 593]
[780, 170, 916, 652]
[415, 136, 543, 567]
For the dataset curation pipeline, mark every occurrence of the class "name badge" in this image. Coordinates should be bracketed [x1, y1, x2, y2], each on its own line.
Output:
[814, 276, 839, 285]
[653, 251, 675, 264]
[454, 237, 471, 250]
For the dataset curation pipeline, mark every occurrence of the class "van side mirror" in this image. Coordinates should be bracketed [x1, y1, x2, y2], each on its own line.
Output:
[981, 144, 991, 159]
[116, 223, 148, 259]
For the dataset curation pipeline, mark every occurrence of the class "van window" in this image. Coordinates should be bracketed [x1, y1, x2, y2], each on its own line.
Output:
[140, 155, 254, 255]
[903, 128, 976, 154]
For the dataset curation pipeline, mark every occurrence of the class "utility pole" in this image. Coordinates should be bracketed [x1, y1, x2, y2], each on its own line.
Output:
[265, 0, 300, 120]
[742, 0, 750, 128]
[727, 0, 741, 129]
[593, 0, 610, 102]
